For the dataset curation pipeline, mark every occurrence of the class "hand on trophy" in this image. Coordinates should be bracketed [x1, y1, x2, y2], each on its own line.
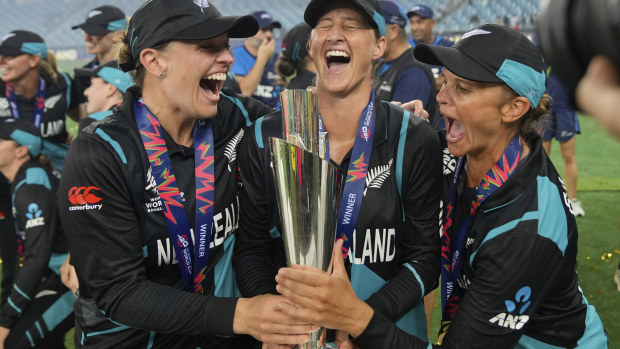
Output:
[275, 239, 374, 340]
[233, 294, 319, 345]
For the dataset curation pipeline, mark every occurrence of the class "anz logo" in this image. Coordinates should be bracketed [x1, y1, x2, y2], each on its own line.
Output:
[489, 286, 531, 330]
[25, 203, 45, 229]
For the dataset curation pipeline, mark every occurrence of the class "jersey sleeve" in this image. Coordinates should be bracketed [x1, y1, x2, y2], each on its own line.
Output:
[365, 116, 442, 321]
[233, 118, 282, 297]
[58, 133, 237, 337]
[440, 228, 566, 347]
[0, 174, 58, 328]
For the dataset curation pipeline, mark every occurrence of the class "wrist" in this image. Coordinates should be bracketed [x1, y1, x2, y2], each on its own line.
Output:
[347, 300, 374, 338]
[232, 298, 248, 335]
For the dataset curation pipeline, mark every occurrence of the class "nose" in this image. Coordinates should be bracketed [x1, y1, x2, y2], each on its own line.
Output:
[219, 47, 234, 66]
[326, 24, 345, 42]
[436, 83, 448, 105]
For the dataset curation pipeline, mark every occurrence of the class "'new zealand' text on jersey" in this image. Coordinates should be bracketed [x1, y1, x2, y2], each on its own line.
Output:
[234, 99, 442, 341]
[57, 87, 272, 349]
[353, 136, 608, 348]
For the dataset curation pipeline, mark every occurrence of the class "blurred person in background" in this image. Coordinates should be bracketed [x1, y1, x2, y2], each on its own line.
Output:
[0, 118, 74, 349]
[57, 1, 315, 348]
[231, 10, 283, 108]
[74, 59, 132, 132]
[374, 0, 440, 131]
[276, 22, 316, 90]
[72, 5, 127, 120]
[541, 68, 585, 217]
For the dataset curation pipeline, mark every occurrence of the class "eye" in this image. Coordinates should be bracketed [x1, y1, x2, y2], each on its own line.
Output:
[456, 83, 469, 93]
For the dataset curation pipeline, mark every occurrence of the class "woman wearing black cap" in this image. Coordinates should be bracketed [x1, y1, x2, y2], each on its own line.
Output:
[275, 24, 609, 348]
[276, 22, 316, 90]
[0, 118, 74, 349]
[56, 1, 314, 348]
[234, 0, 441, 347]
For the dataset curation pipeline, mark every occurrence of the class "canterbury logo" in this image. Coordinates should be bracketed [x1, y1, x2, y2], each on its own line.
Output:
[68, 186, 102, 205]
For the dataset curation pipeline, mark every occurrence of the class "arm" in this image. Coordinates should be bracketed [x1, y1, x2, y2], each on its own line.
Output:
[234, 40, 276, 96]
[0, 176, 58, 329]
[233, 121, 281, 296]
[365, 118, 442, 321]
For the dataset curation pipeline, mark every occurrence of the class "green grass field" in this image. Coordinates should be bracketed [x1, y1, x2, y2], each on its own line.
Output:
[3, 107, 619, 347]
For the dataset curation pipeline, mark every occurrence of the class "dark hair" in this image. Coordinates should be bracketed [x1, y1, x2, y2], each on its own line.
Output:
[276, 54, 308, 86]
[518, 93, 551, 146]
[119, 33, 172, 89]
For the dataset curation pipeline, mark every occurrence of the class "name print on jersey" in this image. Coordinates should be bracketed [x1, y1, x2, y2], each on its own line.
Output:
[346, 228, 396, 265]
[155, 198, 239, 267]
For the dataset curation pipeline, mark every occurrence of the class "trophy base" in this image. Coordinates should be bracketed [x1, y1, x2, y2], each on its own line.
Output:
[292, 328, 336, 349]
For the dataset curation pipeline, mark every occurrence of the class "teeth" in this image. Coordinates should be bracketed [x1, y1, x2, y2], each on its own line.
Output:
[206, 73, 226, 81]
[326, 50, 349, 58]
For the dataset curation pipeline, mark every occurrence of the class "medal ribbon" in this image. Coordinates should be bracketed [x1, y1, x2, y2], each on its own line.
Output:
[134, 99, 215, 293]
[318, 89, 376, 257]
[441, 136, 523, 322]
[6, 77, 46, 128]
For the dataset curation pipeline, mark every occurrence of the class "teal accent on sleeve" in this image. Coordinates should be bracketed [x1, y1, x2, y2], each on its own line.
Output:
[255, 117, 265, 149]
[26, 331, 35, 347]
[48, 253, 69, 275]
[8, 298, 22, 314]
[269, 226, 281, 239]
[10, 129, 41, 157]
[350, 264, 428, 340]
[21, 42, 47, 59]
[41, 140, 68, 171]
[142, 245, 148, 258]
[42, 291, 74, 331]
[147, 331, 156, 349]
[81, 331, 85, 346]
[403, 262, 425, 300]
[214, 234, 242, 298]
[35, 321, 45, 338]
[221, 92, 251, 127]
[97, 67, 132, 93]
[95, 129, 127, 164]
[14, 284, 31, 301]
[107, 18, 127, 32]
[575, 296, 609, 348]
[60, 72, 71, 108]
[396, 109, 409, 221]
[469, 211, 538, 265]
[496, 59, 546, 109]
[88, 111, 113, 121]
[536, 176, 569, 255]
[86, 324, 131, 337]
[373, 11, 386, 36]
[25, 167, 51, 190]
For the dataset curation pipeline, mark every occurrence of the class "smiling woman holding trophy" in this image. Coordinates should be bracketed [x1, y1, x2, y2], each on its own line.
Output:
[233, 0, 442, 347]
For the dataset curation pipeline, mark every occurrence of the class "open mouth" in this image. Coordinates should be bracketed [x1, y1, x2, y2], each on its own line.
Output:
[325, 50, 350, 74]
[200, 72, 226, 98]
[445, 116, 465, 143]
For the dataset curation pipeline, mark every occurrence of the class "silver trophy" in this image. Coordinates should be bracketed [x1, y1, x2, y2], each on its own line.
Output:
[270, 89, 343, 349]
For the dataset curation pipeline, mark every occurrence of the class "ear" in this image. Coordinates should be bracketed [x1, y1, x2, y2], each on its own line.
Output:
[387, 24, 399, 41]
[501, 96, 530, 123]
[14, 144, 30, 159]
[29, 55, 41, 69]
[373, 36, 386, 60]
[105, 83, 118, 99]
[139, 47, 167, 79]
[307, 37, 313, 60]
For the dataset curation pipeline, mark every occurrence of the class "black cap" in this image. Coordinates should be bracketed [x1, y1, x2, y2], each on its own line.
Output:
[250, 11, 282, 29]
[0, 118, 42, 157]
[304, 0, 386, 36]
[414, 24, 546, 108]
[0, 30, 47, 59]
[71, 5, 127, 36]
[124, 0, 258, 71]
[281, 23, 312, 63]
[74, 60, 133, 93]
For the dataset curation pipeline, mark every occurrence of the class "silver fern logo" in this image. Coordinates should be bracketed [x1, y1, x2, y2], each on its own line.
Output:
[193, 0, 210, 12]
[145, 167, 158, 195]
[224, 128, 244, 172]
[443, 147, 456, 176]
[364, 159, 392, 196]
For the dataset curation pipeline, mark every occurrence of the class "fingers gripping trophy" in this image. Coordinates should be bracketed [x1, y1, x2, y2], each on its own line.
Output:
[270, 90, 344, 349]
